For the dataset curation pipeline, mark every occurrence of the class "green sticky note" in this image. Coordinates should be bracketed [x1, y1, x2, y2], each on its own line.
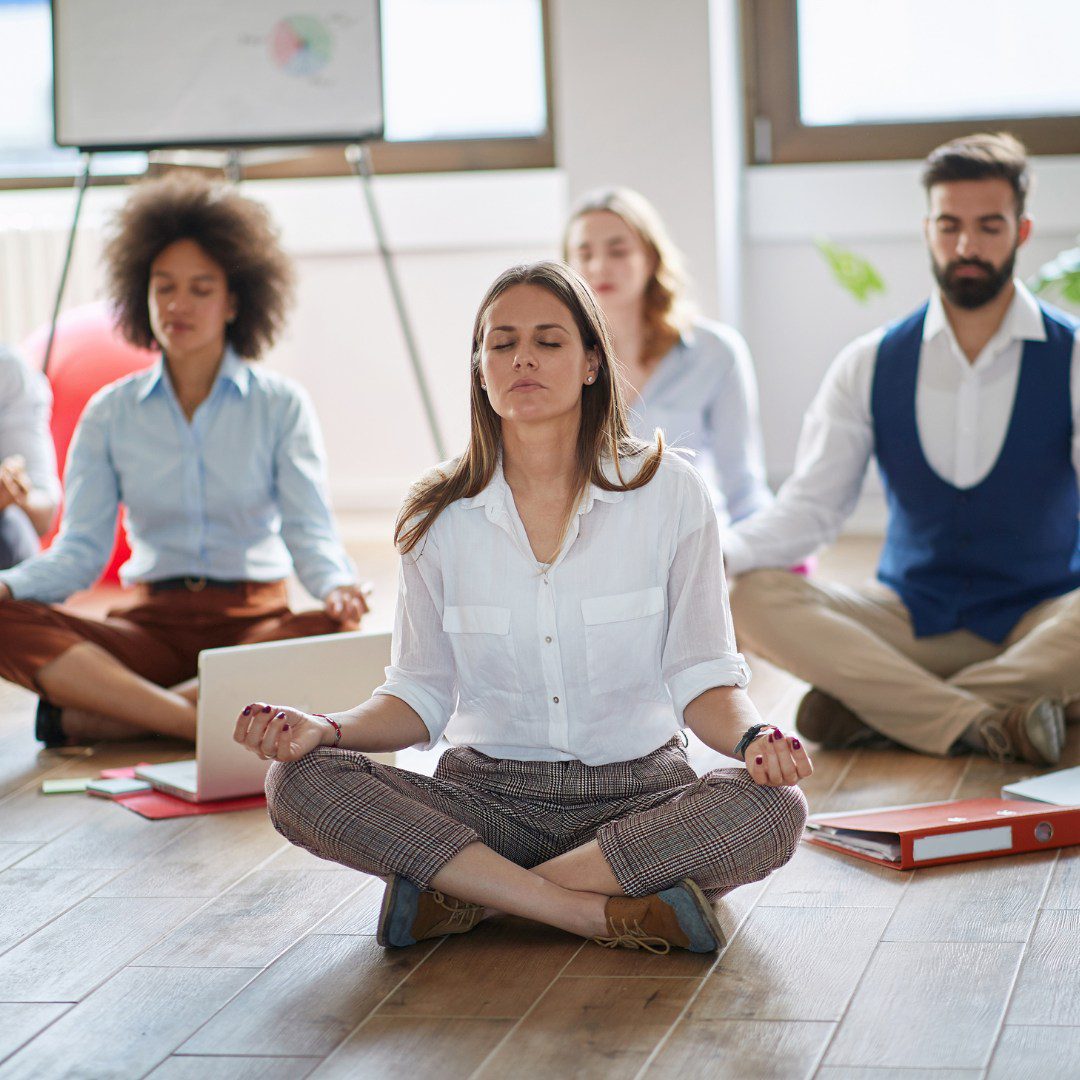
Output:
[41, 777, 93, 795]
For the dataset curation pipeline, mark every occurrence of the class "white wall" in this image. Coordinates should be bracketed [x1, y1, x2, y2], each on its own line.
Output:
[551, 0, 720, 313]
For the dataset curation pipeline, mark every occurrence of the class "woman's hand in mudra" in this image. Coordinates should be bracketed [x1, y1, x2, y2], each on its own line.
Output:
[233, 702, 333, 762]
[323, 582, 372, 627]
[745, 728, 813, 787]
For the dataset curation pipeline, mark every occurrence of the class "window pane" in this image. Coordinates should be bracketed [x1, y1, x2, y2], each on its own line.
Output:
[798, 0, 1080, 127]
[0, 0, 144, 176]
[382, 0, 546, 141]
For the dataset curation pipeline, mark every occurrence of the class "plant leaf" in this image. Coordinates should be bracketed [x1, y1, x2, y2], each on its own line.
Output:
[815, 239, 886, 304]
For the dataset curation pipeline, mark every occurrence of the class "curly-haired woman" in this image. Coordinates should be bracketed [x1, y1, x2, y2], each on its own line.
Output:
[0, 173, 368, 747]
[234, 262, 809, 956]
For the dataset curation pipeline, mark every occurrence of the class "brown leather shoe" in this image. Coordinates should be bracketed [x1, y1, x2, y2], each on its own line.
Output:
[594, 879, 726, 955]
[376, 874, 484, 948]
[977, 698, 1065, 766]
[795, 688, 893, 750]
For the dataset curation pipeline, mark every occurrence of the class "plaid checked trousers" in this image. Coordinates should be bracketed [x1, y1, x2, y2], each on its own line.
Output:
[265, 737, 807, 899]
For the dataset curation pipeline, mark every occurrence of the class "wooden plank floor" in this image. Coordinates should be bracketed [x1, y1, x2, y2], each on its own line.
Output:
[0, 535, 1077, 1079]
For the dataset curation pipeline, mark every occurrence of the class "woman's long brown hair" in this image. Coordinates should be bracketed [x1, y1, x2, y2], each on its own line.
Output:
[394, 261, 663, 555]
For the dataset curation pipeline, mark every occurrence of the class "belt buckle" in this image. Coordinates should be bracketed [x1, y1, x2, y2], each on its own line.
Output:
[184, 576, 208, 593]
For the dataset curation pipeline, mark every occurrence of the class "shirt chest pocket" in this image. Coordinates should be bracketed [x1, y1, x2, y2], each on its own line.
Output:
[581, 586, 665, 696]
[442, 605, 520, 697]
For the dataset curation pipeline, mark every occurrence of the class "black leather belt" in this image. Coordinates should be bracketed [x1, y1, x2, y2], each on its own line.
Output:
[146, 576, 248, 593]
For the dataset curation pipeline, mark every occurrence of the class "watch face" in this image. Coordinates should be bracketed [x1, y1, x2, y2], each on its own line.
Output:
[1034, 821, 1054, 843]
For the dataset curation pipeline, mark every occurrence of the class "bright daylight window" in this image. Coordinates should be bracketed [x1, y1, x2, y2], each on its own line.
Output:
[0, 0, 551, 187]
[798, 0, 1080, 127]
[745, 0, 1080, 163]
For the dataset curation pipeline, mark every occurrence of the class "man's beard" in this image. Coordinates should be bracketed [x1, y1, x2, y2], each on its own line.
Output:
[932, 247, 1016, 310]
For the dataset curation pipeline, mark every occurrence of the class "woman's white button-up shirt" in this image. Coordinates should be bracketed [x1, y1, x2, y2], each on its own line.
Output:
[374, 450, 750, 765]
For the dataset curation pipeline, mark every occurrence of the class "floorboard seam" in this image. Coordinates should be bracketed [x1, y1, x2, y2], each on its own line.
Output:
[979, 848, 1060, 1073]
[303, 934, 448, 1069]
[465, 938, 588, 1078]
[804, 747, 935, 1077]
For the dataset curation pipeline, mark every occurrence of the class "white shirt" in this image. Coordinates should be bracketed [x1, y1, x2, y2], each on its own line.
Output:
[722, 282, 1080, 576]
[0, 347, 60, 501]
[374, 450, 750, 765]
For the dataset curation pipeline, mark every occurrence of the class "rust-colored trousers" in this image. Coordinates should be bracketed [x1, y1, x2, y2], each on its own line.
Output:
[0, 581, 347, 694]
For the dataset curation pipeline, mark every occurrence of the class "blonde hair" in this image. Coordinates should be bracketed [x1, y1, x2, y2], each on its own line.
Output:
[563, 187, 694, 364]
[394, 261, 664, 556]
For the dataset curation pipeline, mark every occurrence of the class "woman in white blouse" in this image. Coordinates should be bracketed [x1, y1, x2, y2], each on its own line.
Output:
[564, 187, 773, 528]
[235, 262, 810, 956]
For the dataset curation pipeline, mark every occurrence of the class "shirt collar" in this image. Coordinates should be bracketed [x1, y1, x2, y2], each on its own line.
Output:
[135, 345, 250, 403]
[460, 456, 627, 516]
[924, 279, 1047, 347]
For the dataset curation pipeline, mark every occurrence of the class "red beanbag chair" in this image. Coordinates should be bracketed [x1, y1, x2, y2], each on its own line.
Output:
[22, 302, 157, 584]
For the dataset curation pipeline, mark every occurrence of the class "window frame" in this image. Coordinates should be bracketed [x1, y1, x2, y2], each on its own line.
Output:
[742, 0, 1080, 165]
[0, 0, 555, 191]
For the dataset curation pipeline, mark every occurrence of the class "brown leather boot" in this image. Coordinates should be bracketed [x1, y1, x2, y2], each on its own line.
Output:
[795, 688, 893, 750]
[977, 698, 1065, 766]
[376, 874, 484, 948]
[594, 879, 726, 954]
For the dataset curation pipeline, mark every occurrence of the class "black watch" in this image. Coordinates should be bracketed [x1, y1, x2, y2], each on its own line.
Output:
[733, 723, 770, 761]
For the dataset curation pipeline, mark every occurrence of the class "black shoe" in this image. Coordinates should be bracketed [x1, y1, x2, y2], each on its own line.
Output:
[795, 689, 894, 750]
[34, 698, 67, 748]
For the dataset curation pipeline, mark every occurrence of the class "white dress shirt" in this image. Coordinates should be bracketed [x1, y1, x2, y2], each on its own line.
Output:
[0, 347, 60, 501]
[722, 282, 1080, 575]
[374, 450, 750, 765]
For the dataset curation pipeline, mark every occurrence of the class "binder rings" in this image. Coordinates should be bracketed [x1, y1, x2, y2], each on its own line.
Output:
[805, 798, 1080, 870]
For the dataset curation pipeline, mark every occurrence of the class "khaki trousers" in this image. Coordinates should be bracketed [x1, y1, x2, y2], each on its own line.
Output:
[730, 570, 1080, 757]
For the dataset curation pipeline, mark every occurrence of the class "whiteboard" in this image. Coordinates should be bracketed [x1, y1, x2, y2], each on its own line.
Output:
[52, 1, 383, 150]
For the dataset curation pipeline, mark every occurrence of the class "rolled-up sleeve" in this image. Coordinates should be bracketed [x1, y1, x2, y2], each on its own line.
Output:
[0, 393, 119, 602]
[663, 465, 751, 722]
[372, 536, 458, 749]
[273, 384, 356, 600]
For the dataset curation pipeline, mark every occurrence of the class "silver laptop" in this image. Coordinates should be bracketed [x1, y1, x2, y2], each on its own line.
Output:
[136, 630, 393, 803]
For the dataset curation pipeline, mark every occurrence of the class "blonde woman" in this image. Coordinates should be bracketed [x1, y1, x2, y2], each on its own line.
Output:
[235, 262, 809, 956]
[564, 188, 772, 528]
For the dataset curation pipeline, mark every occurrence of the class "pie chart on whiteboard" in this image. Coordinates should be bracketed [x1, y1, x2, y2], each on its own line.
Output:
[270, 15, 334, 78]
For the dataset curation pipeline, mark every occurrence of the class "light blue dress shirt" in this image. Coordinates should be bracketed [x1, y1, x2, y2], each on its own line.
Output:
[0, 349, 355, 604]
[629, 318, 774, 528]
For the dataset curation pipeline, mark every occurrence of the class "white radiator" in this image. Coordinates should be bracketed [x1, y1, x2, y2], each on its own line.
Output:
[0, 224, 103, 347]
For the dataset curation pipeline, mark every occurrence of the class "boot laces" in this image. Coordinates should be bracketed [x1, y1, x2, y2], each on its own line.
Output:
[979, 717, 1015, 764]
[430, 889, 480, 927]
[594, 918, 671, 955]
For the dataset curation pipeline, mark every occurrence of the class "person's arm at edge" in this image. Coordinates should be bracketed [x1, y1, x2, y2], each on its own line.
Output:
[0, 354, 60, 536]
[1070, 327, 1080, 509]
[720, 330, 881, 576]
[0, 394, 120, 603]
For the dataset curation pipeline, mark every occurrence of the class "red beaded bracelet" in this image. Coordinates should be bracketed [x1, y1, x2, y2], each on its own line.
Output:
[313, 713, 342, 748]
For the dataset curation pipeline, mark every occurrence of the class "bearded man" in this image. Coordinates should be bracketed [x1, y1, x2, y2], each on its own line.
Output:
[724, 133, 1080, 767]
